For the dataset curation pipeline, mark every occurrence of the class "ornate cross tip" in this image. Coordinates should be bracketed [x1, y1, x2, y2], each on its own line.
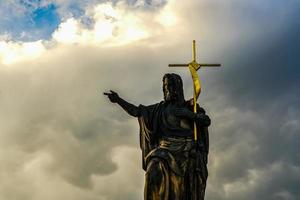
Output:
[168, 40, 221, 70]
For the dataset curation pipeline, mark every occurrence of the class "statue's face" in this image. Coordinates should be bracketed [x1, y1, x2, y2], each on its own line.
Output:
[163, 76, 182, 102]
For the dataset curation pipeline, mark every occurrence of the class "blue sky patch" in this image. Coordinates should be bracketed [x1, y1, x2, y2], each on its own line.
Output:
[30, 4, 60, 40]
[0, 0, 167, 42]
[0, 1, 60, 41]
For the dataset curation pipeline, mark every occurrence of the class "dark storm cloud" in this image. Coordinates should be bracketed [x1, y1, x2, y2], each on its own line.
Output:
[216, 22, 300, 107]
[195, 2, 300, 199]
[204, 0, 300, 107]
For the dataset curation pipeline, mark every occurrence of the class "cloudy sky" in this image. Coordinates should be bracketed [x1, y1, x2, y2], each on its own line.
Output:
[0, 0, 299, 199]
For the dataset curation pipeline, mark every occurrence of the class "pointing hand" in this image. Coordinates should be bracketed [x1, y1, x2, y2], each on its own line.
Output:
[103, 90, 120, 103]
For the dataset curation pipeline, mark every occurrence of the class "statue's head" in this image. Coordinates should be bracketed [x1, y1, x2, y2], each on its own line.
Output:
[162, 73, 185, 103]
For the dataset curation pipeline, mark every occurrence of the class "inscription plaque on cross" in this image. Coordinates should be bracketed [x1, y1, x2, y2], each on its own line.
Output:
[169, 40, 221, 141]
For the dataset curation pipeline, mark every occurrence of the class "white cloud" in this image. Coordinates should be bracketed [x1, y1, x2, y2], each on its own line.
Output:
[0, 1, 179, 65]
[52, 2, 172, 46]
[0, 40, 46, 65]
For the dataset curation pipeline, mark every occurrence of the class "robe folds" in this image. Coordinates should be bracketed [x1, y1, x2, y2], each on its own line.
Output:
[138, 100, 209, 200]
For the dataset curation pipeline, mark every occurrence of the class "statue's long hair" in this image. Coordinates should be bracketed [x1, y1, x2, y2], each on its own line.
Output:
[162, 73, 185, 103]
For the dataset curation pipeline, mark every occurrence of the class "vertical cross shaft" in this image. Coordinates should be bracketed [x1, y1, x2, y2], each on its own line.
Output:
[168, 40, 221, 141]
[193, 40, 196, 62]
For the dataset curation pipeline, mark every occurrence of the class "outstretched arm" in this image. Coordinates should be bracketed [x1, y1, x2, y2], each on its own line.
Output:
[103, 90, 140, 117]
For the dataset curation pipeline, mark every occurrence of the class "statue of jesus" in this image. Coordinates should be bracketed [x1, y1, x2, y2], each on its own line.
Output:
[104, 73, 211, 200]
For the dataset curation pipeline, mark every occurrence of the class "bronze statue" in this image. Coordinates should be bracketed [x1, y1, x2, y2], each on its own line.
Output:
[104, 73, 211, 200]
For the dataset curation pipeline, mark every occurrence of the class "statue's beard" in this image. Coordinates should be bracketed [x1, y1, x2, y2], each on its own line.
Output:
[164, 93, 174, 101]
[164, 91, 184, 102]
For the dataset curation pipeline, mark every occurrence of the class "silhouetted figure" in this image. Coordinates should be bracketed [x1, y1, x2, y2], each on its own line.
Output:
[104, 73, 210, 200]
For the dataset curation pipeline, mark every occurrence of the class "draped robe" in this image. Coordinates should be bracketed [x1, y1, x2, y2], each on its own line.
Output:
[138, 100, 209, 200]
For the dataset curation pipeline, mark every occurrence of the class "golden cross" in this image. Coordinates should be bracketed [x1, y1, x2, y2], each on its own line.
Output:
[169, 40, 221, 141]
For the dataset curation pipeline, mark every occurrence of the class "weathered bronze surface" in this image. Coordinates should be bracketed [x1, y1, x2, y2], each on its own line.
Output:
[104, 73, 211, 200]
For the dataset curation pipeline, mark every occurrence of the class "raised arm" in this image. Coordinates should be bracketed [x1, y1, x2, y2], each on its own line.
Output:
[103, 90, 140, 117]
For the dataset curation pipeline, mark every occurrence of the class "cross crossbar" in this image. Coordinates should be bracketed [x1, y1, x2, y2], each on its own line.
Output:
[169, 64, 221, 67]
